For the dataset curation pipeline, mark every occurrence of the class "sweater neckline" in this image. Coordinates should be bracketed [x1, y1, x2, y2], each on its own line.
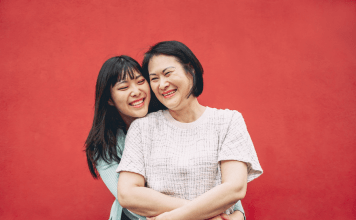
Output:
[162, 107, 210, 129]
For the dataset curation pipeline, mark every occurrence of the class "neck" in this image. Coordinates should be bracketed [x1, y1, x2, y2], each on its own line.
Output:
[119, 112, 136, 131]
[168, 98, 206, 123]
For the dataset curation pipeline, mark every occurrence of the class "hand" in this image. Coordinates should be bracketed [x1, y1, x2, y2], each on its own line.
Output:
[206, 213, 231, 220]
[146, 212, 172, 220]
[227, 211, 244, 220]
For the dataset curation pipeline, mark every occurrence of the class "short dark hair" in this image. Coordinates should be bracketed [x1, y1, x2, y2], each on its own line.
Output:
[142, 41, 204, 98]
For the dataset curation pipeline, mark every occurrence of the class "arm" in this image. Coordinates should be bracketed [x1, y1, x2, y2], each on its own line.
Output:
[98, 158, 192, 218]
[117, 171, 189, 217]
[117, 120, 190, 217]
[96, 159, 121, 200]
[118, 171, 243, 220]
[154, 160, 247, 220]
[204, 212, 244, 220]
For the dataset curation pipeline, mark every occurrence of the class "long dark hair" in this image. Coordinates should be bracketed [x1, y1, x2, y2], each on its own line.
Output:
[85, 55, 165, 179]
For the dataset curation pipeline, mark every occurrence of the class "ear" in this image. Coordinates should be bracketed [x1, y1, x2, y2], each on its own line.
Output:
[108, 98, 114, 106]
[188, 64, 195, 74]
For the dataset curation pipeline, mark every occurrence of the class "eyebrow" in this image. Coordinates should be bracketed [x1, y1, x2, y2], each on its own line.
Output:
[149, 66, 175, 76]
[116, 74, 142, 85]
[163, 66, 175, 73]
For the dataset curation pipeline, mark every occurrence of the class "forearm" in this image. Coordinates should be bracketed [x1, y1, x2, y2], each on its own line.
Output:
[118, 185, 188, 217]
[169, 182, 246, 220]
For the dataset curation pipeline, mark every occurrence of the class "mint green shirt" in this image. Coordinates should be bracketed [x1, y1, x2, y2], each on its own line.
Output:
[96, 129, 245, 220]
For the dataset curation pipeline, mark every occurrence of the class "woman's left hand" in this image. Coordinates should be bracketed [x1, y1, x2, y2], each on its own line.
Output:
[146, 212, 234, 220]
[206, 213, 231, 220]
[226, 211, 244, 220]
[146, 212, 172, 220]
[146, 211, 243, 220]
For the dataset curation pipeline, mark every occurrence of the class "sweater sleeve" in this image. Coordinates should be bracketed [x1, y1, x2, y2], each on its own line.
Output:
[218, 111, 263, 182]
[97, 159, 121, 200]
[233, 200, 246, 220]
[96, 129, 126, 200]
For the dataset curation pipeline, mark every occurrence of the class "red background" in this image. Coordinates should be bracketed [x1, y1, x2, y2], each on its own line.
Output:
[1, 0, 355, 219]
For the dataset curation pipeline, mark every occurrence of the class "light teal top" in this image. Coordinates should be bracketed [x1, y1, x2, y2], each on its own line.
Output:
[96, 129, 245, 220]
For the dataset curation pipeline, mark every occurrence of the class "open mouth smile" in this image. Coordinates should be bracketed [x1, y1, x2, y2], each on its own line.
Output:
[162, 89, 176, 98]
[129, 98, 145, 108]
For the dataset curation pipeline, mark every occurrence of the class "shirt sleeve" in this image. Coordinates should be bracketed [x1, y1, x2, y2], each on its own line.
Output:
[218, 111, 263, 182]
[97, 159, 121, 200]
[233, 200, 246, 220]
[116, 120, 146, 177]
[96, 129, 126, 200]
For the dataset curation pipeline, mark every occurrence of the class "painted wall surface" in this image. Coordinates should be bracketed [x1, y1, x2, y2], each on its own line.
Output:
[1, 0, 355, 219]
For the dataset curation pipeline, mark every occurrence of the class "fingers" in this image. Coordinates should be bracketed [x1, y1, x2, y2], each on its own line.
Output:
[208, 215, 222, 220]
[221, 213, 231, 220]
[207, 213, 229, 220]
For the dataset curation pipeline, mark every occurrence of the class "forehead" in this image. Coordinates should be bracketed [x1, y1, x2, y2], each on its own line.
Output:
[118, 69, 141, 81]
[148, 55, 181, 72]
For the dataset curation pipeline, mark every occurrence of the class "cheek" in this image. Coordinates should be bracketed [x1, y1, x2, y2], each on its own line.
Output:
[112, 92, 127, 109]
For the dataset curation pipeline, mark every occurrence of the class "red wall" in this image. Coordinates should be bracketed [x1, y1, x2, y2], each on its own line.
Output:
[1, 0, 355, 219]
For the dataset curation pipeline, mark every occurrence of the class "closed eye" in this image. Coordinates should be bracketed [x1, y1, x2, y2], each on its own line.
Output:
[138, 78, 145, 84]
[118, 86, 128, 90]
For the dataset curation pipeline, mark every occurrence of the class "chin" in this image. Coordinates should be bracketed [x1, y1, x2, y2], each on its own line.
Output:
[135, 108, 149, 118]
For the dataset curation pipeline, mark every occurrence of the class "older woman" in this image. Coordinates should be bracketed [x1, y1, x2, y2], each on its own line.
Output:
[85, 55, 246, 220]
[117, 41, 263, 220]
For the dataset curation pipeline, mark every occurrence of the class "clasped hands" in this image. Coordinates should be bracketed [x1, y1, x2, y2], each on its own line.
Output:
[147, 211, 243, 220]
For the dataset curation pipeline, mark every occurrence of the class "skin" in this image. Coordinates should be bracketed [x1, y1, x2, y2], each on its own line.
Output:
[148, 55, 205, 122]
[108, 72, 151, 129]
[108, 71, 244, 220]
[117, 56, 247, 220]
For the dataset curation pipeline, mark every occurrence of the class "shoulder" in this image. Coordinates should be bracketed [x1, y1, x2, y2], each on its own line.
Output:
[207, 107, 243, 122]
[133, 110, 164, 124]
[128, 110, 165, 132]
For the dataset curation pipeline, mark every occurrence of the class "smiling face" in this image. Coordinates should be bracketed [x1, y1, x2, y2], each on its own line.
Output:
[109, 71, 151, 121]
[148, 55, 195, 111]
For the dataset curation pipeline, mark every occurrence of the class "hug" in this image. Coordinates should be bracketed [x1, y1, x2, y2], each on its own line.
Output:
[86, 41, 263, 220]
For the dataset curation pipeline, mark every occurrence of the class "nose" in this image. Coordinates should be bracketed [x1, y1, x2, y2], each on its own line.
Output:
[130, 84, 141, 97]
[159, 78, 169, 91]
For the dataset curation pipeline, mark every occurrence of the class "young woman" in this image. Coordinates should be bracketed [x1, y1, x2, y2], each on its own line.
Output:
[117, 41, 263, 220]
[85, 55, 246, 220]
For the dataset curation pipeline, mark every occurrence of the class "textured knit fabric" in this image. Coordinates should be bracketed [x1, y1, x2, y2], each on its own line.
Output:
[97, 128, 246, 220]
[117, 107, 263, 215]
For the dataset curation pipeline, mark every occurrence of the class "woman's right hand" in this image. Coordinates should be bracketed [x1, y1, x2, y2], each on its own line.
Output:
[147, 212, 235, 220]
[206, 213, 230, 220]
[207, 211, 244, 220]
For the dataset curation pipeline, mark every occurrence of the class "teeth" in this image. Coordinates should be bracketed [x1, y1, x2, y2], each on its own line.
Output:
[131, 99, 143, 106]
[163, 90, 176, 96]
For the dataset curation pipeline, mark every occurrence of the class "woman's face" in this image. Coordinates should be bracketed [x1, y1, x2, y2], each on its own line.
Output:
[109, 71, 151, 120]
[148, 55, 194, 111]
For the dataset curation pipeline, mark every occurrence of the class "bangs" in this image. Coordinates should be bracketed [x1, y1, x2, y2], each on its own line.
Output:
[117, 65, 137, 82]
[110, 57, 142, 87]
